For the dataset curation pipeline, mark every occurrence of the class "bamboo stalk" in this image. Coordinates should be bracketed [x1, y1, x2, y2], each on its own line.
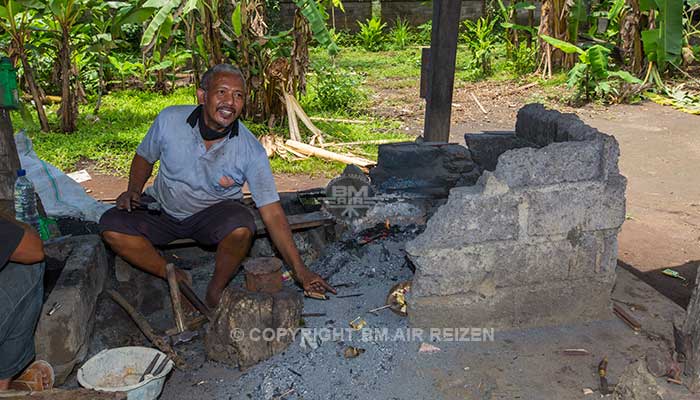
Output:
[284, 140, 375, 167]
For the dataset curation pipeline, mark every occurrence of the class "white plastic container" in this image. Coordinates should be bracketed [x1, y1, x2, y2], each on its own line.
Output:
[77, 347, 173, 400]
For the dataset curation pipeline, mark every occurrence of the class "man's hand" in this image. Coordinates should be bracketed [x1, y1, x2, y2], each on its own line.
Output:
[296, 268, 336, 295]
[116, 191, 141, 212]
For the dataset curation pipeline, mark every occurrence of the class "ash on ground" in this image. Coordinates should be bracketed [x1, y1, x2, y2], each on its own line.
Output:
[213, 224, 425, 400]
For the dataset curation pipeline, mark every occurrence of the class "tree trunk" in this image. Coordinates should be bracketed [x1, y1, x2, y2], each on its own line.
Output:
[203, 0, 224, 67]
[679, 271, 700, 392]
[18, 51, 50, 132]
[58, 25, 77, 133]
[0, 109, 20, 215]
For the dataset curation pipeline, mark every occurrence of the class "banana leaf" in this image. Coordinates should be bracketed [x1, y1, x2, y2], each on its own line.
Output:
[292, 0, 339, 55]
[140, 0, 179, 47]
[540, 34, 584, 54]
[640, 0, 683, 72]
[568, 0, 587, 42]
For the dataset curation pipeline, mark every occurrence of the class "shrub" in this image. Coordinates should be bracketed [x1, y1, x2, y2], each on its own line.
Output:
[357, 17, 387, 51]
[460, 17, 498, 78]
[309, 64, 366, 113]
[416, 20, 432, 45]
[389, 17, 412, 50]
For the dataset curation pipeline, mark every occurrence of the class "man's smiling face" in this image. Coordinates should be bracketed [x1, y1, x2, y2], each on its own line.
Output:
[196, 72, 245, 132]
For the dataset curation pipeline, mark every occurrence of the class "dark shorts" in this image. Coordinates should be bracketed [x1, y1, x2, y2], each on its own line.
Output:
[0, 262, 44, 380]
[98, 195, 257, 246]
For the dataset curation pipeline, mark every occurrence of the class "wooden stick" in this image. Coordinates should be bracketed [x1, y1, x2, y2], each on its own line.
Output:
[107, 289, 186, 369]
[319, 139, 405, 148]
[165, 315, 208, 336]
[470, 92, 488, 114]
[612, 303, 642, 332]
[285, 139, 375, 167]
[493, 82, 538, 99]
[166, 264, 186, 333]
[309, 116, 369, 124]
[368, 304, 392, 313]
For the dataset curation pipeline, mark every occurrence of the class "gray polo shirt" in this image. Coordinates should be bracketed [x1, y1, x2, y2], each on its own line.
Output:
[137, 105, 279, 220]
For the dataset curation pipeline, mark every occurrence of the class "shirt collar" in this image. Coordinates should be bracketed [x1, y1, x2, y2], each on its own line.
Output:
[186, 105, 239, 139]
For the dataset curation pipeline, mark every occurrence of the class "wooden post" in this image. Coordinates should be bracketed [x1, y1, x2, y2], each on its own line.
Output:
[0, 108, 20, 215]
[423, 0, 462, 142]
[244, 257, 283, 294]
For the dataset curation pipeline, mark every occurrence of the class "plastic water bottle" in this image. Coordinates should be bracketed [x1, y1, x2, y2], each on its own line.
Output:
[14, 169, 40, 231]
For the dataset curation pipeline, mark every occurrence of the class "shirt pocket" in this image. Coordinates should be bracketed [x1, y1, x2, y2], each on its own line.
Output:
[212, 166, 245, 194]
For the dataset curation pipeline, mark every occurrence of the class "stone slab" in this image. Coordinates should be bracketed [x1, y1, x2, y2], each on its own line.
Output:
[406, 187, 519, 251]
[35, 235, 108, 384]
[464, 131, 535, 171]
[526, 175, 626, 236]
[409, 230, 618, 297]
[493, 140, 602, 187]
[370, 142, 479, 196]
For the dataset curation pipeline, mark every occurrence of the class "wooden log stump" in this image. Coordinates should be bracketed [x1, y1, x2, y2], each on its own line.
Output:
[243, 257, 283, 294]
[204, 286, 302, 369]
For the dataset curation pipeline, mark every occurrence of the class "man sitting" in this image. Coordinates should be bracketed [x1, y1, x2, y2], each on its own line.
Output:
[0, 211, 53, 392]
[99, 64, 334, 307]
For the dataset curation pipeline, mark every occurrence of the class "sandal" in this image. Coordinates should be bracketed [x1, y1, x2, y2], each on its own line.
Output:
[9, 360, 54, 392]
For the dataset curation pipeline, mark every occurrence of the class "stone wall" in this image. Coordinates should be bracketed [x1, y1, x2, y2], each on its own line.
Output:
[406, 103, 626, 330]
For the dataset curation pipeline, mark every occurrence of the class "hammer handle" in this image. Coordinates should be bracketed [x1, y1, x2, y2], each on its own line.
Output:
[178, 281, 213, 321]
[165, 264, 186, 333]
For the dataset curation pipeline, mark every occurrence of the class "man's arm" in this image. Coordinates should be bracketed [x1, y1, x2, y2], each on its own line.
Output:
[11, 224, 44, 264]
[258, 202, 335, 294]
[116, 154, 154, 211]
[0, 211, 44, 264]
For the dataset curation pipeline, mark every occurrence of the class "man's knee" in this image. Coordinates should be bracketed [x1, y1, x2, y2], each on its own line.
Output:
[223, 226, 254, 243]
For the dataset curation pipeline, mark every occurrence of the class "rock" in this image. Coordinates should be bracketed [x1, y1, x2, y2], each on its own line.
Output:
[370, 142, 480, 197]
[408, 104, 625, 331]
[645, 348, 672, 377]
[464, 131, 535, 171]
[205, 287, 302, 368]
[35, 235, 109, 384]
[613, 361, 665, 400]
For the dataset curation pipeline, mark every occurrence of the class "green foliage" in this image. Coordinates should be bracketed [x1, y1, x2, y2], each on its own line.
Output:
[356, 17, 386, 51]
[306, 63, 366, 113]
[506, 42, 537, 75]
[640, 0, 683, 72]
[461, 17, 499, 78]
[416, 20, 432, 45]
[541, 35, 642, 102]
[389, 17, 411, 50]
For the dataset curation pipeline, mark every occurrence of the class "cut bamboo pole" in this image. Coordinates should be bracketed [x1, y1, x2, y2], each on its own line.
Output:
[286, 94, 325, 145]
[283, 92, 302, 142]
[309, 116, 369, 124]
[285, 140, 375, 167]
[319, 139, 406, 148]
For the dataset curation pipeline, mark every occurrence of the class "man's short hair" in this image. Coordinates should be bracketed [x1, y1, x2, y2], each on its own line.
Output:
[200, 64, 246, 91]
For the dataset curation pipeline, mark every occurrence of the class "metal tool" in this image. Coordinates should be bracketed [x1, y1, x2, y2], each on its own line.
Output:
[152, 356, 170, 376]
[139, 354, 161, 383]
[46, 302, 62, 316]
[178, 280, 213, 321]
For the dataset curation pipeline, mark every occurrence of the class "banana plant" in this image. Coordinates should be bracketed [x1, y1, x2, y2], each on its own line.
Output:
[0, 0, 50, 131]
[541, 34, 642, 102]
[640, 0, 683, 74]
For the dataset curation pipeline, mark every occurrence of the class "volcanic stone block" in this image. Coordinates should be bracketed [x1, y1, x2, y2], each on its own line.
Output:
[409, 230, 617, 297]
[369, 141, 480, 196]
[464, 131, 535, 171]
[493, 141, 602, 187]
[205, 287, 302, 369]
[408, 278, 615, 330]
[406, 186, 519, 251]
[35, 235, 108, 384]
[525, 175, 627, 236]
